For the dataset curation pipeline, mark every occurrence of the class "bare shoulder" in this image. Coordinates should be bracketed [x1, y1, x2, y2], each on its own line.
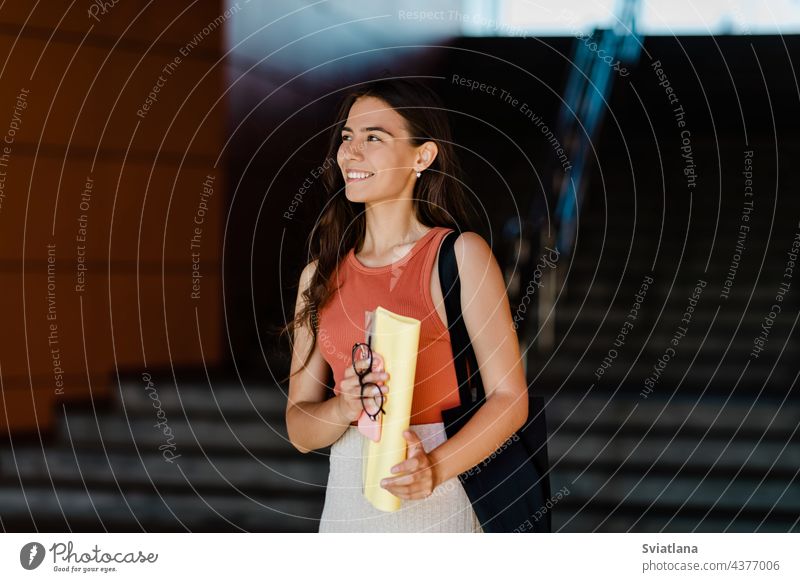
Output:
[452, 231, 495, 276]
[304, 258, 319, 276]
[294, 259, 320, 316]
[451, 231, 508, 310]
[299, 258, 319, 289]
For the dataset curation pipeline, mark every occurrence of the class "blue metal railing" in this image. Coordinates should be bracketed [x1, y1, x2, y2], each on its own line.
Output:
[554, 0, 643, 256]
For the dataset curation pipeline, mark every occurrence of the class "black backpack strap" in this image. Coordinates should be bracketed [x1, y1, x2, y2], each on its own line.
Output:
[438, 230, 486, 407]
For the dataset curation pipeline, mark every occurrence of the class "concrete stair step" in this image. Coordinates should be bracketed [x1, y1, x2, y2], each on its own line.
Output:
[552, 469, 800, 517]
[528, 361, 797, 394]
[545, 395, 800, 440]
[552, 334, 783, 357]
[57, 411, 299, 455]
[548, 435, 798, 477]
[116, 381, 289, 419]
[0, 485, 324, 532]
[567, 258, 789, 277]
[2, 446, 329, 495]
[550, 506, 797, 533]
[549, 291, 791, 311]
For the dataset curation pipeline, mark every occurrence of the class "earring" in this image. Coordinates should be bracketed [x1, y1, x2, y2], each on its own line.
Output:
[416, 170, 422, 178]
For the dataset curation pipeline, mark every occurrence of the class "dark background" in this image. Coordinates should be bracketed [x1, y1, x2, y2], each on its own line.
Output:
[0, 1, 797, 532]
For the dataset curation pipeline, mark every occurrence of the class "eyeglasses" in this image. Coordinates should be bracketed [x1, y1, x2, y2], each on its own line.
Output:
[351, 336, 386, 421]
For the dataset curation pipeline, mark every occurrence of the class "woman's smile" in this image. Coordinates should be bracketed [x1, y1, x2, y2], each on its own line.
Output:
[344, 168, 375, 183]
[337, 96, 424, 202]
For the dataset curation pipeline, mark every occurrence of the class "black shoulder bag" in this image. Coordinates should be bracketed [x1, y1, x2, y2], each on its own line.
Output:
[438, 230, 552, 533]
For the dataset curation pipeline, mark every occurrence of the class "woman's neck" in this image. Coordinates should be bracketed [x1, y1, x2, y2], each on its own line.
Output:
[360, 202, 429, 257]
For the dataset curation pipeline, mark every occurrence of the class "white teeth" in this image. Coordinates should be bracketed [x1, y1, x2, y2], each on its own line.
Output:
[347, 171, 374, 180]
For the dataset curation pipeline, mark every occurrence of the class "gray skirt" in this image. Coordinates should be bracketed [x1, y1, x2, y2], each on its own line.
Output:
[318, 422, 484, 533]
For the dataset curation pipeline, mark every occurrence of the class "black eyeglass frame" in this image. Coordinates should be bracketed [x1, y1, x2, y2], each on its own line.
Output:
[351, 336, 386, 421]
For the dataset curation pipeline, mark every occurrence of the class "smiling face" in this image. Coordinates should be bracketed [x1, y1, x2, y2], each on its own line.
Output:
[337, 96, 430, 204]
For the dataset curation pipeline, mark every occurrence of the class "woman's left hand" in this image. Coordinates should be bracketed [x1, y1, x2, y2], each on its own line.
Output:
[380, 430, 439, 500]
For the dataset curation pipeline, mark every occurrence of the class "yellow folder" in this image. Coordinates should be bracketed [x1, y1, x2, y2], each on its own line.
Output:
[361, 306, 421, 512]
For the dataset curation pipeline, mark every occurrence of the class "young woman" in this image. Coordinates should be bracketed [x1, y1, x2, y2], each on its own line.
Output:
[283, 78, 528, 532]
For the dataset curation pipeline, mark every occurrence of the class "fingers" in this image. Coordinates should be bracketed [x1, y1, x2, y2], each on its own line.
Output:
[380, 430, 436, 498]
[383, 485, 431, 500]
[385, 439, 429, 480]
[339, 379, 389, 403]
[344, 354, 387, 377]
[337, 377, 389, 422]
[371, 371, 389, 385]
[351, 352, 384, 373]
[350, 372, 388, 390]
[358, 384, 388, 401]
[343, 367, 389, 386]
[390, 455, 420, 474]
[338, 350, 389, 421]
[381, 478, 434, 499]
[382, 473, 416, 486]
[404, 491, 432, 500]
[403, 430, 424, 455]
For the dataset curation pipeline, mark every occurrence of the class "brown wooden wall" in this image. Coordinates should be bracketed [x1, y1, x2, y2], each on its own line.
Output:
[0, 2, 227, 434]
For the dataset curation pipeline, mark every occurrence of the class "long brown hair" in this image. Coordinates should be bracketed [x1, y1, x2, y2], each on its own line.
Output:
[280, 77, 475, 380]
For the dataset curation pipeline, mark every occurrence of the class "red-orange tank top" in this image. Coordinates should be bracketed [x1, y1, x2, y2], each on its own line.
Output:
[318, 226, 460, 425]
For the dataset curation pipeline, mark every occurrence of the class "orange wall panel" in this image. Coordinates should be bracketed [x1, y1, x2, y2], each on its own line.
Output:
[0, 37, 223, 157]
[0, 1, 225, 55]
[0, 156, 223, 263]
[0, 2, 227, 433]
[0, 269, 221, 378]
[0, 383, 55, 433]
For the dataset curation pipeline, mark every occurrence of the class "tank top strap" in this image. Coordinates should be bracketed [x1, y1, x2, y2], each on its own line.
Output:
[418, 227, 454, 288]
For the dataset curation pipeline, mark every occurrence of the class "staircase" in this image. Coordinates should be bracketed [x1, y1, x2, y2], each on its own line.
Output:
[534, 134, 800, 532]
[0, 373, 328, 532]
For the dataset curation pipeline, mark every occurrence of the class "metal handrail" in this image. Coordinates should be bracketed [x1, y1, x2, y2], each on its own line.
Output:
[511, 0, 642, 361]
[555, 0, 642, 256]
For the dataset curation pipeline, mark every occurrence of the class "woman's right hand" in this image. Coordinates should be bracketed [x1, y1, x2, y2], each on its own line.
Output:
[337, 351, 389, 423]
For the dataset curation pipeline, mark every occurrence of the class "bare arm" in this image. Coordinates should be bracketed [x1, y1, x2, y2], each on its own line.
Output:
[383, 233, 529, 497]
[285, 261, 355, 453]
[426, 232, 529, 484]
